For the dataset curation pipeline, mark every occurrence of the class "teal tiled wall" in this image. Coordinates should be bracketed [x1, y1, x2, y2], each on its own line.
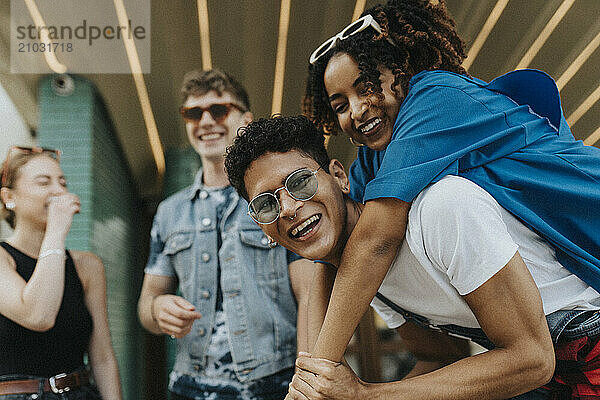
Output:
[164, 146, 201, 197]
[38, 74, 145, 400]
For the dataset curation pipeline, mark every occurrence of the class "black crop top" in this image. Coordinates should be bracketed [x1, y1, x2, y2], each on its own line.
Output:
[0, 242, 93, 377]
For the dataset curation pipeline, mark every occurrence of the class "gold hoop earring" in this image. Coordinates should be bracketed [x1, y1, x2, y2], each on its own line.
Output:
[349, 137, 365, 147]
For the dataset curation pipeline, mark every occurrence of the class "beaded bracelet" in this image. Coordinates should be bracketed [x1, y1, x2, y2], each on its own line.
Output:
[39, 248, 65, 259]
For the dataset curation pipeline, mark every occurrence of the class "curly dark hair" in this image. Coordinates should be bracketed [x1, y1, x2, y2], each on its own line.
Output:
[181, 69, 250, 110]
[225, 115, 331, 201]
[303, 0, 467, 134]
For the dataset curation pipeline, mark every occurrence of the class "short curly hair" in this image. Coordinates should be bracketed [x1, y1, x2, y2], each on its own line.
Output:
[303, 0, 467, 134]
[225, 115, 331, 201]
[181, 69, 250, 110]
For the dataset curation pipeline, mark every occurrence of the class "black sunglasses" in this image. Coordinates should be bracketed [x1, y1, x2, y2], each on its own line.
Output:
[180, 103, 246, 123]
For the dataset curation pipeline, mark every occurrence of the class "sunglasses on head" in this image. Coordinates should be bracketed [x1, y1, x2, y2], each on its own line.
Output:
[309, 14, 394, 65]
[1, 146, 61, 187]
[248, 166, 322, 224]
[180, 103, 246, 123]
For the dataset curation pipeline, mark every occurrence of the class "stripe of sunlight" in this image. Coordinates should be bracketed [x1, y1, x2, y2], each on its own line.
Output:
[352, 0, 366, 22]
[515, 0, 575, 69]
[584, 125, 600, 147]
[23, 0, 67, 73]
[271, 0, 291, 116]
[556, 30, 600, 91]
[462, 0, 509, 71]
[197, 0, 212, 70]
[567, 84, 600, 128]
[113, 0, 165, 177]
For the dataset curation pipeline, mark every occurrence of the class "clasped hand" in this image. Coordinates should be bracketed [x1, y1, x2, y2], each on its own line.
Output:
[286, 352, 366, 400]
[152, 295, 202, 338]
[46, 192, 81, 234]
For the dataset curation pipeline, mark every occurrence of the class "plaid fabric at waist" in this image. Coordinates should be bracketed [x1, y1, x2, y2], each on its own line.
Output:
[545, 334, 600, 399]
[375, 292, 600, 399]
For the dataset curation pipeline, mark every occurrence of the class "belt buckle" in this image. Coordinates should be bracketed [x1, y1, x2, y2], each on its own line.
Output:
[49, 373, 70, 394]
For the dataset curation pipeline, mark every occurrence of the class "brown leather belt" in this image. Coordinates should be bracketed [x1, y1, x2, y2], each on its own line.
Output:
[0, 370, 89, 395]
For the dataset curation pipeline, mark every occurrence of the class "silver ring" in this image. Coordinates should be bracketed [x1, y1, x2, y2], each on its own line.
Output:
[170, 335, 176, 339]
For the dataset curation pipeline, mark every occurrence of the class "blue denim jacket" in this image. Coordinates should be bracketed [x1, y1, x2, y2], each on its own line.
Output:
[145, 170, 297, 382]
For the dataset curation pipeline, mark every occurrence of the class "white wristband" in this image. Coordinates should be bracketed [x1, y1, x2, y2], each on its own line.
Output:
[39, 248, 65, 259]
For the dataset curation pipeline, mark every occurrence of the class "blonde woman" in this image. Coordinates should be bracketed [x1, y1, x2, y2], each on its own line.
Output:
[0, 146, 121, 399]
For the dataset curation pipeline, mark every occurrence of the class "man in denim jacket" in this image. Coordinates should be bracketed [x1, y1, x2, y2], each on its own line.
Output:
[137, 70, 312, 400]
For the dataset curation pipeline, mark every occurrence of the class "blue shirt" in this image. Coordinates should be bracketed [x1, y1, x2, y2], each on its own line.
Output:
[349, 69, 600, 291]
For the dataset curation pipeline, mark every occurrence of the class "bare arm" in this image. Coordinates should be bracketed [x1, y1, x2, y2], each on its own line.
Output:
[0, 240, 66, 331]
[74, 251, 122, 400]
[362, 253, 554, 398]
[307, 262, 336, 352]
[312, 197, 410, 361]
[137, 274, 202, 337]
[288, 258, 317, 353]
[0, 193, 80, 331]
[292, 253, 555, 399]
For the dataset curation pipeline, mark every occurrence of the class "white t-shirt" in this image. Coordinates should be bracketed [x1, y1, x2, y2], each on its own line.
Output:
[371, 175, 600, 330]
